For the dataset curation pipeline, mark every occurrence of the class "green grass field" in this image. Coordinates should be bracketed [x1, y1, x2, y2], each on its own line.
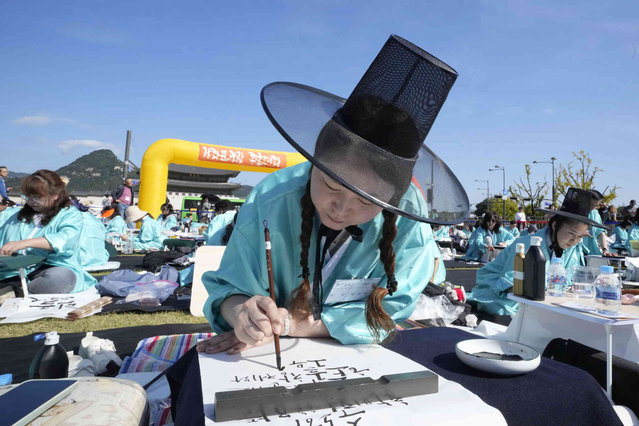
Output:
[0, 311, 209, 338]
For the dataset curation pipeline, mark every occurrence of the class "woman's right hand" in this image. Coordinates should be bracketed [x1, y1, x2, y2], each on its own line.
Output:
[233, 295, 288, 347]
[486, 245, 495, 252]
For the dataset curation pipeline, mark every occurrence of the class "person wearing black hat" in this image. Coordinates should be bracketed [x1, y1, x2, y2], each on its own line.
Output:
[581, 189, 611, 256]
[468, 188, 608, 316]
[196, 35, 468, 354]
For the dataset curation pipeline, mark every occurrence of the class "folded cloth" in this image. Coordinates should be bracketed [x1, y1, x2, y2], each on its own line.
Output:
[97, 265, 179, 297]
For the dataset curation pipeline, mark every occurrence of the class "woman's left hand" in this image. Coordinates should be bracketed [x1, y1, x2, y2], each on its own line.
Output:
[196, 330, 254, 355]
[0, 240, 28, 256]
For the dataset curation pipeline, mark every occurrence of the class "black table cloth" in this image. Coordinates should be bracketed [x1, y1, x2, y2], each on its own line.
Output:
[384, 327, 622, 426]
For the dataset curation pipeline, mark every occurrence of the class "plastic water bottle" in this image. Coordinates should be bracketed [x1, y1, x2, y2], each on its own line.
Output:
[29, 331, 69, 379]
[595, 265, 622, 315]
[546, 257, 568, 296]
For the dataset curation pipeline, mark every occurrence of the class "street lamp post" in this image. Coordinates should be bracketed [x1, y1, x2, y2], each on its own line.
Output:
[532, 157, 557, 206]
[489, 166, 506, 219]
[474, 179, 489, 203]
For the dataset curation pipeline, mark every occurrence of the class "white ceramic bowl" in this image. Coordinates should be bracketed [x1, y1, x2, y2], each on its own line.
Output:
[455, 339, 541, 375]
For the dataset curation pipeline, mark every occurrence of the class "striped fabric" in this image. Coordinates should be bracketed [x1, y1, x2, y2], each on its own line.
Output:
[119, 332, 214, 373]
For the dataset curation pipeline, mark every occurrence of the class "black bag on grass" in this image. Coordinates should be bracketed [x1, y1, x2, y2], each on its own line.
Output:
[142, 251, 186, 273]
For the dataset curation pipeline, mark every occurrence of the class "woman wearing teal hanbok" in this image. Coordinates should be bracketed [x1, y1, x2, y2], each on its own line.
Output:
[581, 190, 611, 256]
[103, 207, 127, 246]
[463, 212, 515, 261]
[77, 210, 109, 267]
[125, 206, 165, 251]
[626, 210, 639, 253]
[0, 170, 97, 293]
[507, 221, 520, 238]
[468, 188, 606, 315]
[197, 35, 468, 353]
[0, 202, 19, 228]
[432, 225, 451, 240]
[204, 200, 237, 246]
[611, 219, 632, 253]
[156, 203, 178, 230]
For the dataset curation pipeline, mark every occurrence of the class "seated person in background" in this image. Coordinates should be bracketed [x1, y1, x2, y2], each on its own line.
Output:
[610, 219, 632, 253]
[625, 210, 639, 254]
[463, 212, 515, 262]
[0, 170, 97, 294]
[102, 206, 127, 247]
[0, 198, 19, 228]
[520, 223, 537, 237]
[199, 196, 212, 224]
[204, 200, 237, 246]
[461, 221, 474, 238]
[432, 224, 451, 241]
[468, 188, 598, 315]
[125, 206, 165, 251]
[181, 213, 193, 232]
[608, 204, 618, 224]
[506, 220, 520, 238]
[581, 190, 611, 256]
[76, 207, 109, 267]
[156, 203, 178, 230]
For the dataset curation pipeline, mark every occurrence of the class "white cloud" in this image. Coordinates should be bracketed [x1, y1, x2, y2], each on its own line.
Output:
[12, 115, 53, 126]
[58, 139, 119, 153]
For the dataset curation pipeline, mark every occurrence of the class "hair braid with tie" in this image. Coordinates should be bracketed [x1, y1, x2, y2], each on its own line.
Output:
[290, 180, 315, 320]
[365, 209, 398, 343]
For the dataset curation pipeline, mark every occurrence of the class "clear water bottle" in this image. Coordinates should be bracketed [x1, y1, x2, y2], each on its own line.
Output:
[595, 265, 622, 315]
[546, 257, 568, 296]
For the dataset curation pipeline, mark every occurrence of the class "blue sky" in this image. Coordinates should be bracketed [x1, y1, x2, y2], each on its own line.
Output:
[1, 0, 638, 206]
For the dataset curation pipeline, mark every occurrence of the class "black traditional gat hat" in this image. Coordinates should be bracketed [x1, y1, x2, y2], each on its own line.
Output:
[260, 35, 469, 225]
[537, 188, 609, 230]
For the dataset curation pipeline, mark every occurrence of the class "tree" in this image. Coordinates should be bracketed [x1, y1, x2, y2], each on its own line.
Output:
[474, 197, 519, 220]
[555, 150, 618, 203]
[508, 164, 549, 217]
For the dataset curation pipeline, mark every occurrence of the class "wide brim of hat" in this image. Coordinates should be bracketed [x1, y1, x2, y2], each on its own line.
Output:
[260, 81, 469, 225]
[536, 208, 610, 231]
[125, 206, 147, 223]
[101, 208, 115, 218]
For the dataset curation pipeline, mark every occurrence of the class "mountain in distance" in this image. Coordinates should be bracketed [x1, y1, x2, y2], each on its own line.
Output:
[5, 149, 253, 197]
[3, 150, 133, 194]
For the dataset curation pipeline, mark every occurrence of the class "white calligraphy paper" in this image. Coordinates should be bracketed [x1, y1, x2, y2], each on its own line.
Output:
[199, 337, 506, 425]
[0, 287, 100, 323]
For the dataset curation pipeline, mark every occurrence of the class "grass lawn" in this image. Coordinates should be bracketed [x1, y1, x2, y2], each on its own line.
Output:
[0, 311, 209, 339]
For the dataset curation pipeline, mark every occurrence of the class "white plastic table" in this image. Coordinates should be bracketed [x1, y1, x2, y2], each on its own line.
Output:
[506, 294, 639, 398]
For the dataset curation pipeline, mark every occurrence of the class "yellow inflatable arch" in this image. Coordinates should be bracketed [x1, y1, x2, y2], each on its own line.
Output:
[138, 138, 306, 218]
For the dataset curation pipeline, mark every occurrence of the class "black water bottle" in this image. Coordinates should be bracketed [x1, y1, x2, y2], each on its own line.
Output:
[29, 331, 69, 379]
[523, 236, 546, 301]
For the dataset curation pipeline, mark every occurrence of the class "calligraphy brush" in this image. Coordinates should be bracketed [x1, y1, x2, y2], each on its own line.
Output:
[263, 220, 283, 371]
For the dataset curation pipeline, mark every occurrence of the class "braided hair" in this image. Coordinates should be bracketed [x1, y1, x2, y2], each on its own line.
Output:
[289, 180, 316, 320]
[289, 179, 399, 343]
